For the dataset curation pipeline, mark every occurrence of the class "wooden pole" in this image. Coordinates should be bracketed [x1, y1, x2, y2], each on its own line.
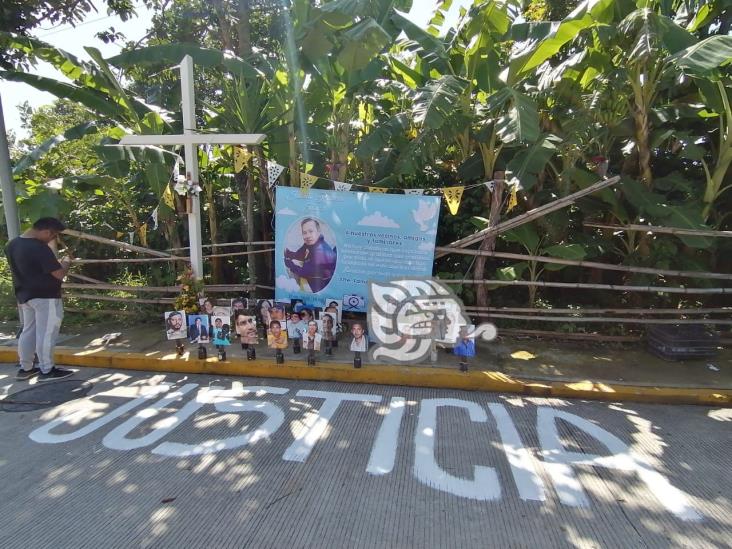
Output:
[436, 246, 732, 281]
[464, 306, 732, 315]
[65, 293, 175, 304]
[443, 279, 732, 294]
[168, 240, 274, 251]
[436, 176, 621, 258]
[62, 228, 173, 258]
[63, 283, 180, 293]
[495, 328, 641, 343]
[584, 221, 732, 239]
[72, 256, 187, 264]
[478, 313, 732, 325]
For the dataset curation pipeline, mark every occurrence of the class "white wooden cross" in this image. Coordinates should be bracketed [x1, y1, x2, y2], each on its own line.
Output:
[119, 55, 266, 279]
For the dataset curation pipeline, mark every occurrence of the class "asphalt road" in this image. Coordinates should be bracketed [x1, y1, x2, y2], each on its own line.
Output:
[1, 364, 730, 548]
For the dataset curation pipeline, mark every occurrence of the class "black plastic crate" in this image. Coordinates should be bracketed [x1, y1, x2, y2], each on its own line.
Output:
[646, 324, 720, 360]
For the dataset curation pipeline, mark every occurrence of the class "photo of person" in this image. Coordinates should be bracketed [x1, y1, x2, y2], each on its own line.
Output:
[212, 316, 231, 346]
[283, 217, 337, 293]
[287, 311, 306, 339]
[231, 298, 246, 313]
[270, 304, 287, 322]
[235, 313, 258, 345]
[302, 320, 323, 351]
[325, 300, 342, 322]
[188, 315, 210, 343]
[164, 310, 187, 340]
[320, 312, 337, 342]
[350, 322, 368, 352]
[200, 298, 215, 316]
[267, 320, 288, 349]
[213, 305, 232, 318]
[257, 299, 273, 328]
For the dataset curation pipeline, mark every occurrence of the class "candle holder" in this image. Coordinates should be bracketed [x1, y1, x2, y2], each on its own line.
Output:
[175, 342, 185, 357]
[276, 350, 284, 364]
[307, 349, 316, 366]
[197, 344, 207, 360]
[217, 346, 226, 361]
[293, 338, 301, 354]
[353, 351, 362, 369]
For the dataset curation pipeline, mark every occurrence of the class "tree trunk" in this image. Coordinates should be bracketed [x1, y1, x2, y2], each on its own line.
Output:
[474, 179, 504, 308]
[236, 170, 257, 285]
[205, 181, 223, 283]
[631, 68, 653, 187]
[237, 0, 251, 57]
[246, 169, 257, 285]
[256, 146, 273, 286]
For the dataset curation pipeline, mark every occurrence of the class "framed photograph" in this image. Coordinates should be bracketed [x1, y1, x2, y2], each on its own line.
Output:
[164, 310, 187, 340]
[267, 319, 288, 349]
[188, 314, 210, 343]
[211, 315, 231, 346]
[234, 313, 258, 345]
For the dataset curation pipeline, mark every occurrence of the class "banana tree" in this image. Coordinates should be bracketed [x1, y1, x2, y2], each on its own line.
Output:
[0, 33, 181, 247]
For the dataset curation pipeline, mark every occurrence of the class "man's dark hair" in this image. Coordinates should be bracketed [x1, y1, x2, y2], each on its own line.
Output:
[301, 217, 320, 230]
[33, 217, 66, 232]
[270, 320, 281, 329]
[166, 312, 182, 330]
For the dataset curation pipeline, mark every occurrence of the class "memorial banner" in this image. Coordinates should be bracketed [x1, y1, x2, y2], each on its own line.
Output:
[275, 187, 440, 311]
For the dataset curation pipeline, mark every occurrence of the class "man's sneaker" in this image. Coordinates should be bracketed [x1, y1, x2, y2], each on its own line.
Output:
[37, 367, 74, 382]
[16, 366, 41, 380]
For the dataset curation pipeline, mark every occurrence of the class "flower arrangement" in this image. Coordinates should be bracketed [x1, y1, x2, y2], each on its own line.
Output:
[174, 265, 204, 313]
[174, 172, 202, 196]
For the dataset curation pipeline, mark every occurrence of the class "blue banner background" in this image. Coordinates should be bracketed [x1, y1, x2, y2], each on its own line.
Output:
[275, 187, 440, 312]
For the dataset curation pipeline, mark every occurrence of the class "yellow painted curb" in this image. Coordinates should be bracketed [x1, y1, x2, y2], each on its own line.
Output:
[1, 346, 729, 407]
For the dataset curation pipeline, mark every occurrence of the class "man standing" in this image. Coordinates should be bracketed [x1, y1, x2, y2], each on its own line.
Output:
[6, 218, 74, 381]
[284, 218, 337, 292]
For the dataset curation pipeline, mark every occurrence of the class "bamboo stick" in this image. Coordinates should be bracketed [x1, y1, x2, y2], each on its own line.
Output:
[435, 246, 732, 281]
[168, 241, 275, 251]
[481, 313, 732, 325]
[65, 293, 175, 304]
[64, 308, 138, 316]
[436, 176, 621, 258]
[495, 328, 641, 342]
[203, 249, 274, 259]
[72, 256, 187, 264]
[465, 306, 732, 315]
[62, 228, 172, 257]
[63, 283, 180, 293]
[443, 279, 732, 294]
[583, 221, 732, 239]
[66, 272, 106, 284]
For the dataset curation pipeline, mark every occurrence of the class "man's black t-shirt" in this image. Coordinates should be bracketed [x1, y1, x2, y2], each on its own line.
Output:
[5, 237, 62, 303]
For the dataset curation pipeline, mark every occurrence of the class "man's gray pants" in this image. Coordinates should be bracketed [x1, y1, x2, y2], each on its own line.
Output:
[18, 298, 63, 374]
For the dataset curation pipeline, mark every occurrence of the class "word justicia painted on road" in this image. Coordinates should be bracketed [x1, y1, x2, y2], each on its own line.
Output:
[29, 383, 701, 522]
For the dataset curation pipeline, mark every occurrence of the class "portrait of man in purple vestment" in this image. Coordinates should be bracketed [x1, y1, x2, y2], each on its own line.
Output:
[284, 217, 337, 293]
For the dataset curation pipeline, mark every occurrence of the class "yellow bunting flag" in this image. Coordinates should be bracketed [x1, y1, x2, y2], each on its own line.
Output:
[442, 186, 465, 215]
[138, 224, 148, 246]
[234, 146, 252, 173]
[300, 173, 318, 195]
[368, 186, 388, 193]
[163, 185, 176, 209]
[115, 231, 124, 239]
[506, 183, 519, 213]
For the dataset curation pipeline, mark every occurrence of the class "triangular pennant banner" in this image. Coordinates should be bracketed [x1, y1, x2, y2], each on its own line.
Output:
[116, 231, 124, 239]
[138, 224, 147, 245]
[404, 189, 424, 195]
[267, 161, 285, 188]
[151, 206, 159, 230]
[368, 186, 388, 193]
[506, 183, 519, 213]
[163, 185, 176, 209]
[483, 180, 495, 192]
[128, 232, 135, 244]
[300, 173, 318, 195]
[442, 186, 465, 216]
[334, 181, 352, 192]
[234, 146, 252, 173]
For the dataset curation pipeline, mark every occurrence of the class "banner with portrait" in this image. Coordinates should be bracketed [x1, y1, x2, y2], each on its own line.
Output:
[275, 187, 440, 312]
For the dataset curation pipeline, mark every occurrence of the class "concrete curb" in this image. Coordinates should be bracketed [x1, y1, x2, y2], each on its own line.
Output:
[2, 347, 730, 407]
